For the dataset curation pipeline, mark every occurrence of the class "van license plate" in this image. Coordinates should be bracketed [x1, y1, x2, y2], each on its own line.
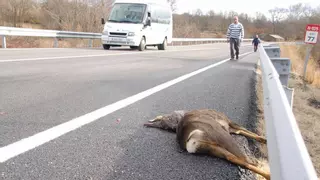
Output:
[111, 37, 126, 42]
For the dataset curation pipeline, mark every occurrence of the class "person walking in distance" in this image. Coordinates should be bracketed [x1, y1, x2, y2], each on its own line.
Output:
[226, 16, 244, 60]
[252, 34, 261, 52]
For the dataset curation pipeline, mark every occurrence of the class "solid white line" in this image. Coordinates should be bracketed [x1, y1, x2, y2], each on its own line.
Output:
[0, 47, 220, 63]
[0, 44, 252, 63]
[0, 51, 253, 162]
[0, 44, 252, 51]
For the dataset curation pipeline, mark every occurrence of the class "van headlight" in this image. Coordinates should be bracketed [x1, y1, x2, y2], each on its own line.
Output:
[102, 31, 108, 35]
[128, 32, 135, 36]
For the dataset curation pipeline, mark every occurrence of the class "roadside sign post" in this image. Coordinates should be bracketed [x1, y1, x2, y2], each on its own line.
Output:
[303, 45, 312, 77]
[303, 24, 319, 87]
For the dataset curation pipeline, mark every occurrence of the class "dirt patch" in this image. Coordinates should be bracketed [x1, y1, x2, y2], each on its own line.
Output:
[288, 74, 320, 177]
[308, 97, 320, 109]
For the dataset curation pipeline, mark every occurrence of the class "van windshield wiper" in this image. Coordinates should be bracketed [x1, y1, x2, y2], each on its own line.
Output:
[120, 20, 140, 23]
[108, 19, 120, 22]
[108, 19, 140, 24]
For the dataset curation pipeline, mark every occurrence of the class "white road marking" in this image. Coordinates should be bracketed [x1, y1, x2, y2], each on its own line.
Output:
[0, 44, 252, 63]
[0, 44, 251, 51]
[0, 51, 253, 162]
[0, 47, 220, 63]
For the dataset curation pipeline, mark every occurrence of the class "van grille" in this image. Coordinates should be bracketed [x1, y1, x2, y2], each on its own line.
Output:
[109, 32, 127, 36]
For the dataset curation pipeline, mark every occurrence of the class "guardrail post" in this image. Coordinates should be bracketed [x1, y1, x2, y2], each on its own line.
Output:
[53, 38, 58, 48]
[270, 57, 291, 86]
[283, 86, 294, 109]
[271, 57, 294, 108]
[263, 45, 294, 108]
[264, 46, 281, 58]
[1, 35, 6, 48]
[88, 39, 93, 48]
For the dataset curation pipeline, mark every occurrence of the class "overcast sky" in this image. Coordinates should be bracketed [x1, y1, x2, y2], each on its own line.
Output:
[175, 0, 320, 18]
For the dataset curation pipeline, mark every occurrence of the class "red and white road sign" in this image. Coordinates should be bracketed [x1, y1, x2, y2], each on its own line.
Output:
[305, 24, 320, 44]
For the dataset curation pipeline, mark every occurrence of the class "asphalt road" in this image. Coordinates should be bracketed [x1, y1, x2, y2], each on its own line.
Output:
[0, 43, 260, 180]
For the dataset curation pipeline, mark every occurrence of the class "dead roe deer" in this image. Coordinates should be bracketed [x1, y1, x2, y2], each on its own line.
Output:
[144, 109, 270, 180]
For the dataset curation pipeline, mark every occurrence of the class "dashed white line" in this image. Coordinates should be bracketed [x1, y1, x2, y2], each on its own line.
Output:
[0, 51, 253, 163]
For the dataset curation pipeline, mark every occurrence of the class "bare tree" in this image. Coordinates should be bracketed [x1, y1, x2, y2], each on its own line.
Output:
[40, 0, 113, 32]
[254, 12, 268, 29]
[268, 7, 288, 33]
[207, 10, 215, 17]
[0, 0, 34, 27]
[167, 0, 177, 12]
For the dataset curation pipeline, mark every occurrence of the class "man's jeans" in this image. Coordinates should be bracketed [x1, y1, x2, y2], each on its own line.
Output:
[254, 44, 258, 52]
[229, 38, 240, 58]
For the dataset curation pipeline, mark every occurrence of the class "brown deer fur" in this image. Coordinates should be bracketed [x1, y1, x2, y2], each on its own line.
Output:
[144, 109, 270, 180]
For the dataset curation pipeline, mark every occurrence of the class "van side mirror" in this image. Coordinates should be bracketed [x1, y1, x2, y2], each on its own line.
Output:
[145, 12, 151, 26]
[101, 18, 105, 25]
[146, 19, 151, 26]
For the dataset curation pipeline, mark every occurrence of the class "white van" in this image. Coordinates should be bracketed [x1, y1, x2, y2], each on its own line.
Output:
[101, 0, 173, 51]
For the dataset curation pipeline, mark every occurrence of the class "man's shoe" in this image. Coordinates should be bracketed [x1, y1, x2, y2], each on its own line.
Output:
[236, 55, 239, 60]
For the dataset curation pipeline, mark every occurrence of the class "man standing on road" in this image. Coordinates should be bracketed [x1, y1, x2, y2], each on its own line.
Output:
[226, 16, 244, 60]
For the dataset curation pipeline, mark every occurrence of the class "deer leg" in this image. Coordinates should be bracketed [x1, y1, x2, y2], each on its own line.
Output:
[198, 140, 255, 165]
[229, 123, 267, 144]
[224, 151, 270, 180]
[231, 129, 267, 144]
[143, 119, 176, 133]
[199, 140, 270, 180]
[143, 122, 161, 128]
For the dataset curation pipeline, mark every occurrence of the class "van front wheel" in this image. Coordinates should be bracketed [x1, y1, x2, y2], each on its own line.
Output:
[138, 37, 146, 51]
[103, 44, 110, 50]
[158, 38, 167, 50]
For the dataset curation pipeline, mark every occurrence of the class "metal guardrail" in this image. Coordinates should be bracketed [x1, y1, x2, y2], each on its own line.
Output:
[0, 26, 252, 48]
[258, 43, 318, 180]
[0, 26, 101, 48]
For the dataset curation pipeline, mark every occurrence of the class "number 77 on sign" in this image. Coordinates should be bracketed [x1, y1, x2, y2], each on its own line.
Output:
[305, 24, 320, 44]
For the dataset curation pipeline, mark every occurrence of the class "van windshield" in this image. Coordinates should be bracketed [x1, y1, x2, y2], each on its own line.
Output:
[108, 3, 147, 24]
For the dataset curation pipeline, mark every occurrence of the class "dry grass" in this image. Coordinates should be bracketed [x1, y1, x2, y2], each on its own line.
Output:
[279, 44, 320, 88]
[288, 74, 320, 177]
